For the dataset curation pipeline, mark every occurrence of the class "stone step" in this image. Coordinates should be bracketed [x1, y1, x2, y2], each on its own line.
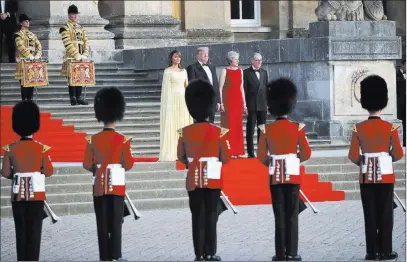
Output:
[331, 179, 406, 191]
[344, 188, 406, 200]
[0, 62, 126, 70]
[0, 197, 190, 217]
[0, 96, 160, 105]
[1, 89, 160, 99]
[62, 115, 161, 124]
[0, 188, 188, 206]
[52, 162, 176, 174]
[306, 162, 405, 174]
[0, 72, 147, 80]
[317, 170, 406, 181]
[0, 179, 185, 196]
[39, 102, 160, 112]
[306, 156, 406, 165]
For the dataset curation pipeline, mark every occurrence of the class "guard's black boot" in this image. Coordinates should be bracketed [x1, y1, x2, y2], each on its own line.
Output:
[194, 256, 204, 261]
[70, 97, 77, 105]
[365, 253, 379, 260]
[380, 251, 398, 260]
[76, 97, 88, 105]
[287, 255, 302, 261]
[272, 255, 285, 261]
[205, 255, 221, 261]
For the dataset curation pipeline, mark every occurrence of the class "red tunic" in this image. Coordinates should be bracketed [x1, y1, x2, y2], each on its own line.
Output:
[2, 139, 53, 201]
[177, 123, 232, 191]
[83, 129, 135, 197]
[220, 68, 245, 155]
[348, 117, 404, 184]
[257, 118, 312, 185]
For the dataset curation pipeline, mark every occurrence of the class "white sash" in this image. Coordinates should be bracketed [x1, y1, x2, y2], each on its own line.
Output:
[268, 154, 300, 176]
[107, 164, 125, 186]
[363, 152, 393, 176]
[14, 172, 44, 193]
[187, 157, 222, 179]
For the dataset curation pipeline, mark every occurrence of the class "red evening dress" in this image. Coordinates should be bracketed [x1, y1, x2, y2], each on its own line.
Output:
[221, 68, 245, 156]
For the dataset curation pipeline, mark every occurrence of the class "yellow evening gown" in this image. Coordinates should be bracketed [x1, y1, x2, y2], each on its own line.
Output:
[159, 68, 193, 161]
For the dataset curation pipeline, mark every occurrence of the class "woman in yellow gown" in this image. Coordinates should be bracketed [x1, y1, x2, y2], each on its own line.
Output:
[159, 50, 193, 161]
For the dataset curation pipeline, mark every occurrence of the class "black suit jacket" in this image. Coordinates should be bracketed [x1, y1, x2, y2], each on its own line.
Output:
[0, 0, 17, 25]
[396, 69, 406, 120]
[187, 61, 220, 105]
[243, 66, 268, 112]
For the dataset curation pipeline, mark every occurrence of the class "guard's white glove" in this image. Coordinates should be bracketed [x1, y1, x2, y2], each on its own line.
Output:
[75, 55, 82, 61]
[34, 55, 40, 60]
[81, 55, 88, 60]
[29, 55, 34, 60]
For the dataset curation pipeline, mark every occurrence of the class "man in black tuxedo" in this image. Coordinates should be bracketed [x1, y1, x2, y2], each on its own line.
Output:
[243, 53, 268, 158]
[396, 59, 406, 146]
[187, 47, 220, 123]
[0, 0, 17, 63]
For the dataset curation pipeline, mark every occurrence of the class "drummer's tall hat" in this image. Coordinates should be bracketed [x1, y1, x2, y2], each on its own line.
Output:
[94, 87, 126, 124]
[360, 75, 388, 112]
[12, 101, 40, 137]
[267, 78, 298, 116]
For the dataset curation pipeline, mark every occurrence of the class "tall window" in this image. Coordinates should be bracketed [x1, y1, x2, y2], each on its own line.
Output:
[230, 0, 261, 26]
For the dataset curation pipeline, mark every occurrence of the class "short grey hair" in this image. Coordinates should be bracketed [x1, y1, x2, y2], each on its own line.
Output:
[227, 51, 239, 62]
[196, 47, 209, 54]
[252, 53, 262, 60]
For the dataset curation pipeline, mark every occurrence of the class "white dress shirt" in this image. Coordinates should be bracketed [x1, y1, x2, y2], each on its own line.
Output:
[252, 66, 260, 80]
[1, 0, 5, 14]
[199, 60, 213, 85]
[401, 69, 406, 79]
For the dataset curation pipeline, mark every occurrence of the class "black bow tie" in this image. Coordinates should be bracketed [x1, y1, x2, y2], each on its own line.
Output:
[202, 63, 208, 67]
[254, 69, 260, 72]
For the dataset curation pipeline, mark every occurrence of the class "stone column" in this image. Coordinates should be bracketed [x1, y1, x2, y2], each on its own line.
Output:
[18, 0, 115, 62]
[101, 0, 186, 49]
[183, 1, 233, 44]
[386, 0, 406, 58]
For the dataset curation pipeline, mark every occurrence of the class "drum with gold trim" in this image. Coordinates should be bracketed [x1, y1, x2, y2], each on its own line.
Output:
[68, 61, 96, 87]
[21, 60, 49, 88]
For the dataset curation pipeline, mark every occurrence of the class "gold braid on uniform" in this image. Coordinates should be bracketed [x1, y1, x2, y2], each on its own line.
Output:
[352, 124, 357, 132]
[298, 123, 306, 131]
[2, 145, 10, 152]
[258, 124, 266, 134]
[177, 128, 183, 138]
[391, 124, 401, 132]
[60, 24, 79, 59]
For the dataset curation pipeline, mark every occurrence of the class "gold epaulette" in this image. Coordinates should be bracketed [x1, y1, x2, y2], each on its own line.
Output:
[177, 128, 183, 138]
[123, 136, 132, 143]
[2, 145, 10, 152]
[352, 124, 357, 132]
[42, 145, 51, 153]
[258, 124, 266, 134]
[391, 124, 401, 132]
[220, 127, 229, 138]
[298, 123, 306, 131]
[85, 135, 92, 144]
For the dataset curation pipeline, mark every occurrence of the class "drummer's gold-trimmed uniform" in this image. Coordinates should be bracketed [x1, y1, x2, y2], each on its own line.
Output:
[59, 6, 90, 106]
[14, 27, 42, 100]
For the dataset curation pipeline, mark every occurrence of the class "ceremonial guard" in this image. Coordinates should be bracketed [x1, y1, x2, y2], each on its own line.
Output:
[83, 87, 135, 261]
[177, 79, 232, 261]
[348, 75, 404, 261]
[59, 4, 89, 106]
[1, 101, 54, 261]
[257, 78, 311, 261]
[14, 14, 42, 101]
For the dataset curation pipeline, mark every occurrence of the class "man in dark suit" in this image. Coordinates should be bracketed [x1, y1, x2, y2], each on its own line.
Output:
[396, 59, 406, 146]
[0, 0, 17, 63]
[187, 47, 220, 123]
[244, 53, 268, 158]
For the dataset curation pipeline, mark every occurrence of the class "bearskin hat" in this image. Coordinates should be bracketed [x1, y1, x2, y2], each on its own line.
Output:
[185, 79, 215, 121]
[68, 4, 79, 14]
[360, 75, 388, 112]
[19, 14, 31, 23]
[94, 87, 125, 124]
[267, 78, 298, 116]
[12, 101, 40, 137]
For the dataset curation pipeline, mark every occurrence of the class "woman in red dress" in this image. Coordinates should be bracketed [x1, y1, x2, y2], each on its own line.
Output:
[219, 51, 248, 158]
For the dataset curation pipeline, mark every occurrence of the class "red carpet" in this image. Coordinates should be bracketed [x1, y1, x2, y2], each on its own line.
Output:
[1, 106, 159, 163]
[176, 159, 345, 204]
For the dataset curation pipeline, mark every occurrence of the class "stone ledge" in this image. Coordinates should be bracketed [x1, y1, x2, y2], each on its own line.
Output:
[309, 21, 397, 37]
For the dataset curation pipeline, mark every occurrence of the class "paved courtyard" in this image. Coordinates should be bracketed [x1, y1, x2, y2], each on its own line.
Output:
[1, 201, 405, 261]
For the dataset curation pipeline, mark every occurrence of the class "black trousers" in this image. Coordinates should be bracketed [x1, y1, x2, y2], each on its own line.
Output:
[68, 86, 83, 99]
[188, 188, 220, 257]
[12, 201, 44, 261]
[270, 184, 300, 258]
[21, 86, 34, 101]
[246, 110, 267, 156]
[360, 184, 394, 256]
[94, 195, 125, 261]
[0, 19, 16, 63]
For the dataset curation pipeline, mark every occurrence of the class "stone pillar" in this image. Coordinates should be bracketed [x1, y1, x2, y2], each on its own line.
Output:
[183, 1, 233, 44]
[18, 0, 115, 62]
[101, 0, 186, 49]
[386, 0, 406, 58]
